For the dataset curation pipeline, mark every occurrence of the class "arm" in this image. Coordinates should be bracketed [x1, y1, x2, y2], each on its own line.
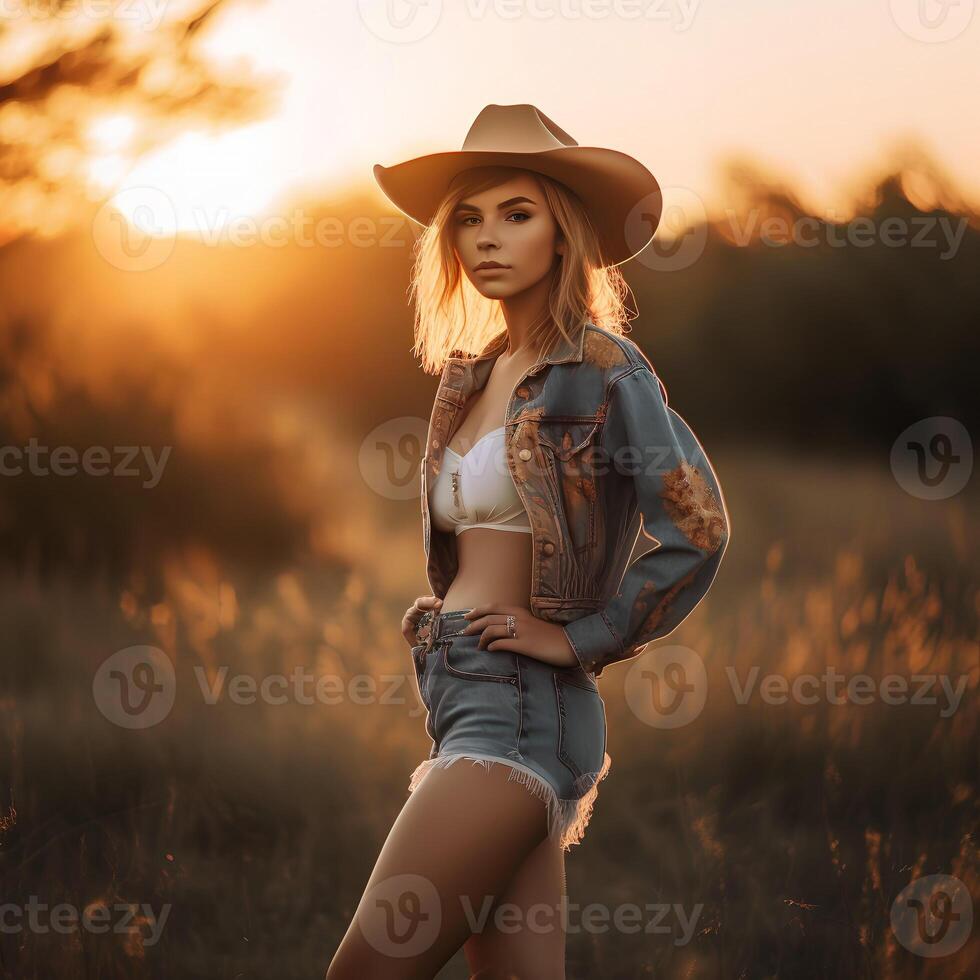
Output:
[562, 364, 730, 677]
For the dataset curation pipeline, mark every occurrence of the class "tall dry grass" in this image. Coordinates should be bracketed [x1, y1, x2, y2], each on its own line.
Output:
[1, 445, 976, 978]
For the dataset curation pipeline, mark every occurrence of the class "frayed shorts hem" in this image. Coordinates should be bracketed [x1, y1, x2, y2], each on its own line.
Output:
[408, 750, 612, 853]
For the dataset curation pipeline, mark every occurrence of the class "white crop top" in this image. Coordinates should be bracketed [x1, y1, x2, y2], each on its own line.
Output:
[429, 426, 532, 535]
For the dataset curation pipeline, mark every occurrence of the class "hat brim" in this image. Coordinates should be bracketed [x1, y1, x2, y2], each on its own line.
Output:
[373, 146, 661, 268]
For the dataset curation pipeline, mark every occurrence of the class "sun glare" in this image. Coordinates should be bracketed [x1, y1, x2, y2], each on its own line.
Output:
[105, 123, 285, 237]
[86, 113, 138, 154]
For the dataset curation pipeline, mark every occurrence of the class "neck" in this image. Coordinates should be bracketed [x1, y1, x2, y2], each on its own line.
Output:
[499, 266, 558, 358]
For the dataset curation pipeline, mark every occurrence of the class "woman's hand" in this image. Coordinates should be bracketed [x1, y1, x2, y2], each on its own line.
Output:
[461, 603, 581, 670]
[401, 595, 443, 649]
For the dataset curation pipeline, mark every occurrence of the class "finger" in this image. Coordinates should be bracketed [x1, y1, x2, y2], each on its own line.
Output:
[410, 597, 443, 624]
[461, 614, 507, 635]
[485, 635, 519, 653]
[477, 625, 509, 649]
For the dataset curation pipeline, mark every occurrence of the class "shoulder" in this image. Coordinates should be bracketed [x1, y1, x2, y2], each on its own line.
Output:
[583, 324, 662, 388]
[583, 324, 655, 373]
[582, 325, 670, 408]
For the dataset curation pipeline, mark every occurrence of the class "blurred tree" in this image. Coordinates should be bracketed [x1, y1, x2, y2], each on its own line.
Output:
[0, 0, 274, 243]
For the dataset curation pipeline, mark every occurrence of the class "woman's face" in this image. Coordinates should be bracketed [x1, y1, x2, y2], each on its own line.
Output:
[451, 172, 564, 300]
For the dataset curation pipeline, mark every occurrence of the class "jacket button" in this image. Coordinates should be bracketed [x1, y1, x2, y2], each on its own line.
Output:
[518, 448, 532, 461]
[433, 439, 440, 448]
[542, 542, 555, 555]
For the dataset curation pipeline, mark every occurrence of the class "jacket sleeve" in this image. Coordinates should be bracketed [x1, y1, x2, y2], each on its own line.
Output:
[562, 364, 730, 677]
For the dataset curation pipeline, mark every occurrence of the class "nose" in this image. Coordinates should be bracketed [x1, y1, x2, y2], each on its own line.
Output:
[476, 224, 501, 250]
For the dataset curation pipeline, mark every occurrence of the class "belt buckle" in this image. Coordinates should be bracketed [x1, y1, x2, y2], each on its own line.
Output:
[415, 610, 436, 652]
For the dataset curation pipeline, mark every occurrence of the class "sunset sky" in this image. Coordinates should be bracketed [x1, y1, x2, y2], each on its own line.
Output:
[2, 0, 978, 236]
[162, 0, 980, 219]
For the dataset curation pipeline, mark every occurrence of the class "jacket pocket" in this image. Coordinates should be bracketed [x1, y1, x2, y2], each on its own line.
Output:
[536, 418, 603, 555]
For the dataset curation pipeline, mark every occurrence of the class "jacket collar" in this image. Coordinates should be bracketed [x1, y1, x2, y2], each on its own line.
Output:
[447, 319, 590, 393]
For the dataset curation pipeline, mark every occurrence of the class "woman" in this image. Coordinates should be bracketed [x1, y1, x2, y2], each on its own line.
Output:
[327, 104, 729, 979]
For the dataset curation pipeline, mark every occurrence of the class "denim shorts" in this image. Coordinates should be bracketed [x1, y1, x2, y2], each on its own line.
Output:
[408, 608, 612, 851]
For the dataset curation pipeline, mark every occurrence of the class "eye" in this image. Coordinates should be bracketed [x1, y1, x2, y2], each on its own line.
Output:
[506, 211, 531, 223]
[458, 215, 481, 226]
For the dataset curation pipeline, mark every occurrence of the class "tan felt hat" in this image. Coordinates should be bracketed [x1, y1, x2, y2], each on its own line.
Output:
[373, 103, 662, 267]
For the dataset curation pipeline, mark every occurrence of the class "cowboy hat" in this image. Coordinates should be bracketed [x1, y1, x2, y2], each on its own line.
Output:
[373, 103, 662, 267]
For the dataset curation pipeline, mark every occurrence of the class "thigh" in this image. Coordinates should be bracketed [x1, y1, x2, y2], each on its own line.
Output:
[325, 760, 549, 980]
[463, 833, 567, 980]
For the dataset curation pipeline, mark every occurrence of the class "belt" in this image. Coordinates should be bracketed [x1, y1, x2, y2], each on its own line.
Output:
[414, 608, 471, 649]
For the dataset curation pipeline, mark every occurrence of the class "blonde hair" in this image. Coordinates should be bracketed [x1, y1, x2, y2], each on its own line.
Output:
[407, 166, 635, 375]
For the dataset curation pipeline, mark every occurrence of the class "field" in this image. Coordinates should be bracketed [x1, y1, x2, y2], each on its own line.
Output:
[2, 440, 976, 979]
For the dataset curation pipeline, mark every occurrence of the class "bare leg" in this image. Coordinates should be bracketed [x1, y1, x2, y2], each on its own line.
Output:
[463, 832, 567, 979]
[325, 759, 550, 980]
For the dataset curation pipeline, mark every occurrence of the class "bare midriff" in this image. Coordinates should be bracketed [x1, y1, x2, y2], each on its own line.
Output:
[437, 346, 539, 613]
[440, 526, 534, 611]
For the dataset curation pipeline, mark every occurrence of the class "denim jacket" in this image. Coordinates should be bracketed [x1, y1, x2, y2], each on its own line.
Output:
[420, 320, 730, 678]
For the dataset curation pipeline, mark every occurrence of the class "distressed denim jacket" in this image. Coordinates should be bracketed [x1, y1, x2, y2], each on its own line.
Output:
[420, 320, 730, 678]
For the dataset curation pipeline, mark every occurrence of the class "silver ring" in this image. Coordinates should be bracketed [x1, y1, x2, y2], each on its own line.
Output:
[507, 614, 517, 638]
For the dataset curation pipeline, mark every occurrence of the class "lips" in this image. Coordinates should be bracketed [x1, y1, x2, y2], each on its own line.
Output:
[475, 262, 509, 270]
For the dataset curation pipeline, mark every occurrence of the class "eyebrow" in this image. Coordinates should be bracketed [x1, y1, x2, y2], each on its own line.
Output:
[454, 196, 538, 215]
